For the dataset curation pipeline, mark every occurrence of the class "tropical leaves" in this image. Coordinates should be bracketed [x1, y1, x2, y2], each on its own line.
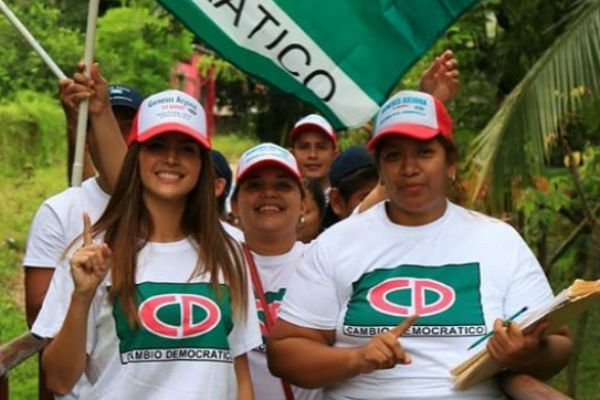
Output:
[465, 0, 600, 209]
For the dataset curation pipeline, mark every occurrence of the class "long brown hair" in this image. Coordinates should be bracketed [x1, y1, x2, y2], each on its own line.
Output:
[92, 143, 247, 325]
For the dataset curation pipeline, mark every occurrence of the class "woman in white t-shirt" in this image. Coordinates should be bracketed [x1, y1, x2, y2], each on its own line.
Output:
[267, 91, 572, 400]
[230, 143, 321, 400]
[33, 90, 261, 400]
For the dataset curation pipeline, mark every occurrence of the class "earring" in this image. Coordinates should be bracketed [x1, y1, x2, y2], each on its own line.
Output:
[299, 215, 306, 225]
[449, 172, 456, 182]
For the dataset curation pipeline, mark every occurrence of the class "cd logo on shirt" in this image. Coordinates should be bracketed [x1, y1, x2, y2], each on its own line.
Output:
[113, 282, 234, 365]
[253, 288, 286, 353]
[139, 294, 221, 339]
[256, 299, 282, 337]
[368, 278, 455, 317]
[343, 263, 486, 338]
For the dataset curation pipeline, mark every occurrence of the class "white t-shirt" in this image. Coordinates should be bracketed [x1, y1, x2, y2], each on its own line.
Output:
[222, 220, 244, 242]
[280, 201, 555, 400]
[23, 178, 110, 268]
[33, 238, 262, 400]
[246, 241, 321, 400]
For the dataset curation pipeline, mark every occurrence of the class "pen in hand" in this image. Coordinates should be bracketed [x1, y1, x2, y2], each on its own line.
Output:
[468, 306, 528, 350]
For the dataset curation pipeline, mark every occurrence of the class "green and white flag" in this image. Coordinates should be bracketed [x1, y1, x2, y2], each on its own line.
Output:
[158, 0, 480, 129]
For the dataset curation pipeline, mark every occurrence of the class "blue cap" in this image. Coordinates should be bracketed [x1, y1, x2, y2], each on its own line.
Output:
[329, 146, 374, 187]
[212, 150, 232, 196]
[109, 85, 143, 110]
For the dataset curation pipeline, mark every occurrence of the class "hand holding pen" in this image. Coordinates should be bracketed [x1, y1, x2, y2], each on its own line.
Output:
[485, 310, 549, 370]
[468, 307, 528, 350]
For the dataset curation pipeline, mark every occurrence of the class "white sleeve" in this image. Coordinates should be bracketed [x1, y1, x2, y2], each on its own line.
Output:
[23, 203, 66, 268]
[278, 239, 340, 329]
[503, 234, 555, 318]
[32, 255, 102, 355]
[31, 259, 74, 338]
[228, 274, 263, 358]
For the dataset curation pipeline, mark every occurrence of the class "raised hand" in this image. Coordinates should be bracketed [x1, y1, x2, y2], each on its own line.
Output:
[419, 49, 460, 104]
[63, 62, 110, 115]
[353, 315, 419, 374]
[486, 318, 549, 370]
[69, 213, 111, 298]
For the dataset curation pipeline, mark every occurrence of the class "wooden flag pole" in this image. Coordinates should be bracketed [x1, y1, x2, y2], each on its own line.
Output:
[0, 0, 66, 80]
[71, 0, 100, 187]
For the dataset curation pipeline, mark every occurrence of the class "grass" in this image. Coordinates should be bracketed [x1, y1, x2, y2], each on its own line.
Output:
[0, 162, 68, 399]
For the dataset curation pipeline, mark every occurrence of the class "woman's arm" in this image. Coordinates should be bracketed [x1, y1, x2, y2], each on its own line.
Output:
[267, 317, 417, 388]
[70, 63, 127, 192]
[41, 291, 94, 395]
[356, 182, 388, 214]
[234, 354, 254, 400]
[41, 214, 111, 395]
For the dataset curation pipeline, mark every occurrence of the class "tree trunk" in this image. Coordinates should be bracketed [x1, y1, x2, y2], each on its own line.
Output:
[0, 376, 7, 400]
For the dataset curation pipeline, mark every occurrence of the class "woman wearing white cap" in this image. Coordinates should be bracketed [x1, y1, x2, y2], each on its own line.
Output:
[31, 90, 261, 400]
[230, 143, 321, 400]
[267, 90, 572, 399]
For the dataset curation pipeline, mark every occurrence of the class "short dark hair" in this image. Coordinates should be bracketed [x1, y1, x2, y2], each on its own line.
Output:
[303, 178, 326, 218]
[336, 166, 379, 201]
[211, 150, 232, 215]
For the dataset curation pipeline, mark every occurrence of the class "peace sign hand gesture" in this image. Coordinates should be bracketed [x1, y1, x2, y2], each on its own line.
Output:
[353, 315, 419, 374]
[70, 213, 111, 299]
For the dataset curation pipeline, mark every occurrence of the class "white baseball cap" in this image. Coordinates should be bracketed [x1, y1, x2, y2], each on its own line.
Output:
[127, 89, 210, 149]
[367, 90, 453, 151]
[236, 143, 301, 183]
[289, 114, 337, 144]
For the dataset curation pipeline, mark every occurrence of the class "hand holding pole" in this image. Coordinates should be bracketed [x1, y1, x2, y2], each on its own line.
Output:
[70, 0, 101, 187]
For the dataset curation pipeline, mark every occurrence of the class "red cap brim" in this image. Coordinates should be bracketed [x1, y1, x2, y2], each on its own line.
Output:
[367, 124, 445, 151]
[236, 159, 301, 183]
[289, 123, 337, 144]
[127, 121, 211, 150]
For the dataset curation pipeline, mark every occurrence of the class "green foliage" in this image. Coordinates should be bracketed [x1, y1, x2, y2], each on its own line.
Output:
[95, 6, 194, 96]
[465, 0, 600, 209]
[198, 53, 246, 83]
[580, 146, 600, 197]
[337, 128, 370, 151]
[0, 163, 67, 399]
[212, 133, 259, 162]
[0, 91, 65, 174]
[0, 2, 82, 97]
[516, 177, 571, 246]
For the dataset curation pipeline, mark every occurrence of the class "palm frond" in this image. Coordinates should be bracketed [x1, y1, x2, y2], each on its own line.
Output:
[464, 0, 600, 209]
